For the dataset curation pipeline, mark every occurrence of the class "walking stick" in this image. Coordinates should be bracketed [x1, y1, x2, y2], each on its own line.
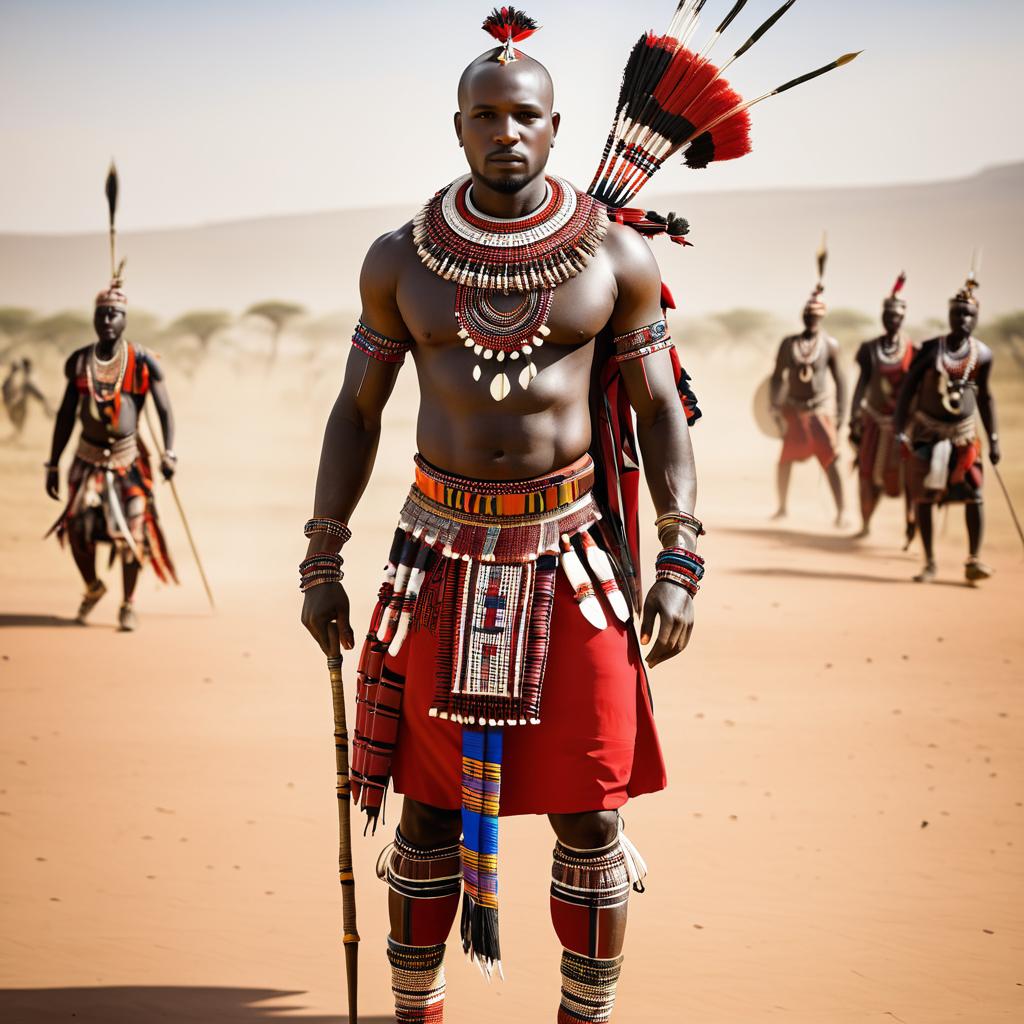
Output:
[327, 623, 360, 1022]
[143, 406, 216, 609]
[992, 464, 1024, 553]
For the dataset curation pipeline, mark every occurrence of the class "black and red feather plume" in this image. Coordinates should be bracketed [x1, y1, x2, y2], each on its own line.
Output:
[483, 7, 538, 63]
[890, 271, 907, 300]
[587, 0, 860, 209]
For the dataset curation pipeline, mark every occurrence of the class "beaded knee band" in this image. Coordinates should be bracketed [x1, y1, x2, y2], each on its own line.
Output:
[551, 840, 631, 911]
[387, 937, 446, 1024]
[559, 950, 624, 1024]
[380, 827, 463, 901]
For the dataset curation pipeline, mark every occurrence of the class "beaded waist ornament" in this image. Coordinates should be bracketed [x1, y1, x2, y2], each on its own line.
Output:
[350, 454, 631, 976]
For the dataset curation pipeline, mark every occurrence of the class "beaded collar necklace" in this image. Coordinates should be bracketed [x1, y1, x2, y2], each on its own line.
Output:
[937, 334, 978, 415]
[875, 332, 907, 367]
[792, 331, 824, 382]
[413, 175, 607, 401]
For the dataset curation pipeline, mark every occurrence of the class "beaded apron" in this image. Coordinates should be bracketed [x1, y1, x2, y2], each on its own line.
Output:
[413, 175, 607, 401]
[351, 454, 630, 975]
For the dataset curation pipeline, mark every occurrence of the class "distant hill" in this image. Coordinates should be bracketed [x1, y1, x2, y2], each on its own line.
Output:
[2, 163, 1021, 322]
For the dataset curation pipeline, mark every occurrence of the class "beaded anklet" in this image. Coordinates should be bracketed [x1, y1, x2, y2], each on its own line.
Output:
[299, 552, 344, 592]
[303, 516, 353, 545]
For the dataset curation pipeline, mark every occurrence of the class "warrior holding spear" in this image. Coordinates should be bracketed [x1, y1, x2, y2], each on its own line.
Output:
[45, 166, 178, 630]
[301, 4, 858, 1020]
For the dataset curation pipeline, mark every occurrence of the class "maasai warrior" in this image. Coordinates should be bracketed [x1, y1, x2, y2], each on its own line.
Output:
[769, 243, 847, 525]
[302, 5, 857, 1020]
[45, 168, 177, 630]
[3, 357, 51, 438]
[894, 271, 1001, 583]
[849, 273, 916, 541]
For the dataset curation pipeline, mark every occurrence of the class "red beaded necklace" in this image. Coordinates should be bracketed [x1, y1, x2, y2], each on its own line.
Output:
[413, 175, 607, 401]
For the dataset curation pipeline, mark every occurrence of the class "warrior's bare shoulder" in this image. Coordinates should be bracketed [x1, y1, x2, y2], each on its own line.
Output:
[361, 222, 418, 286]
[976, 338, 994, 365]
[601, 220, 661, 299]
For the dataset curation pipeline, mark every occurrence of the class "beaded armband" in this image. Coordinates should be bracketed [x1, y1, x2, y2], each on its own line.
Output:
[351, 321, 414, 365]
[303, 516, 353, 545]
[613, 319, 672, 363]
[654, 547, 705, 598]
[299, 552, 344, 592]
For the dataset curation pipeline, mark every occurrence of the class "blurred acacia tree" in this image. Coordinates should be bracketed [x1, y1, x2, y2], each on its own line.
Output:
[245, 300, 306, 365]
[29, 311, 92, 355]
[166, 310, 232, 354]
[0, 307, 37, 360]
[979, 311, 1024, 370]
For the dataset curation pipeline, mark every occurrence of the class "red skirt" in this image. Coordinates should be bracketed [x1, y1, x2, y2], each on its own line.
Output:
[858, 414, 903, 497]
[780, 408, 837, 468]
[387, 568, 667, 816]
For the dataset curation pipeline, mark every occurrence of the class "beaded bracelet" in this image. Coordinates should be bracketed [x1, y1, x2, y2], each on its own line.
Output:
[654, 546, 705, 598]
[303, 517, 353, 544]
[299, 552, 344, 592]
[655, 510, 705, 538]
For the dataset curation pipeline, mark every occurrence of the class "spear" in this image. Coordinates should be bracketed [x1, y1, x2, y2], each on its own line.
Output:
[992, 464, 1024, 553]
[143, 405, 216, 609]
[327, 623, 360, 1022]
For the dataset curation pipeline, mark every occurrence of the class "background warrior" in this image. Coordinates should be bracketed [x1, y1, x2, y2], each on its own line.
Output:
[45, 168, 177, 630]
[770, 249, 847, 525]
[849, 273, 916, 542]
[894, 272, 1000, 583]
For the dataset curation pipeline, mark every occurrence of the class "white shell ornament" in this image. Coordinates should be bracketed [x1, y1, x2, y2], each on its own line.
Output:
[490, 372, 511, 401]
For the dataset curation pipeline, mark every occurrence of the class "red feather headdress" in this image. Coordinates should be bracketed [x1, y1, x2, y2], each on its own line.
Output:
[482, 7, 539, 64]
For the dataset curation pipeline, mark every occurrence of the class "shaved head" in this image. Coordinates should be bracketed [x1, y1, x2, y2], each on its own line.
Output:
[458, 48, 554, 112]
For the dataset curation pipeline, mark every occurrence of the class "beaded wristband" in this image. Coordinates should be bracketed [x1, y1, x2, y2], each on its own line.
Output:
[299, 553, 344, 592]
[303, 517, 353, 544]
[655, 546, 705, 578]
[655, 569, 700, 597]
[655, 510, 705, 537]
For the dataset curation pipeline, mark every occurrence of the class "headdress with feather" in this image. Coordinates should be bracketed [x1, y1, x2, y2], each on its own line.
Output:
[482, 7, 539, 64]
[803, 231, 827, 313]
[95, 161, 127, 310]
[883, 271, 907, 310]
[951, 250, 981, 307]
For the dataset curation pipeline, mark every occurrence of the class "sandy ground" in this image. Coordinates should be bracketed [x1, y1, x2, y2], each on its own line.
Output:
[1, 343, 1022, 1023]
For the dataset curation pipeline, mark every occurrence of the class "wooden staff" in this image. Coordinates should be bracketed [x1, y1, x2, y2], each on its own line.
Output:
[328, 623, 359, 1022]
[992, 464, 1024, 553]
[143, 405, 216, 609]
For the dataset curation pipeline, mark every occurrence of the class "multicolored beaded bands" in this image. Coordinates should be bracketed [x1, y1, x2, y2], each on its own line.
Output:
[351, 321, 414, 365]
[303, 516, 353, 545]
[299, 552, 344, 592]
[654, 547, 705, 598]
[612, 319, 673, 363]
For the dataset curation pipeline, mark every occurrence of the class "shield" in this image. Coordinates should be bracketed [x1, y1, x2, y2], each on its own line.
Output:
[753, 375, 785, 438]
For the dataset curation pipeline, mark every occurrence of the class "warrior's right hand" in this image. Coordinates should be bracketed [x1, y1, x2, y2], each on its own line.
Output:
[44, 465, 60, 500]
[301, 582, 356, 656]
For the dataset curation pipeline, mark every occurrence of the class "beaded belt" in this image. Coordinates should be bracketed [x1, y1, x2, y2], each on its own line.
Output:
[413, 453, 595, 518]
[912, 409, 976, 444]
[75, 434, 139, 470]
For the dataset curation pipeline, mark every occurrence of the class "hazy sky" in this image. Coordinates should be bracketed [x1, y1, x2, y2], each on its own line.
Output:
[2, 0, 1022, 233]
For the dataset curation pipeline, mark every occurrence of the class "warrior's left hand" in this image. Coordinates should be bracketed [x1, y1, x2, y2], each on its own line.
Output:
[160, 452, 178, 479]
[989, 440, 1001, 466]
[640, 580, 694, 669]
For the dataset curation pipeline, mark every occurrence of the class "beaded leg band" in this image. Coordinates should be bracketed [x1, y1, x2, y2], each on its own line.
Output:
[380, 828, 463, 946]
[558, 950, 625, 1024]
[551, 837, 632, 959]
[387, 937, 447, 1024]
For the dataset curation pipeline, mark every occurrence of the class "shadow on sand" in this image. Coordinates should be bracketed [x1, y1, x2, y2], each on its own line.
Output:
[0, 986, 388, 1023]
[0, 613, 95, 629]
[719, 525, 872, 555]
[736, 566, 976, 588]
